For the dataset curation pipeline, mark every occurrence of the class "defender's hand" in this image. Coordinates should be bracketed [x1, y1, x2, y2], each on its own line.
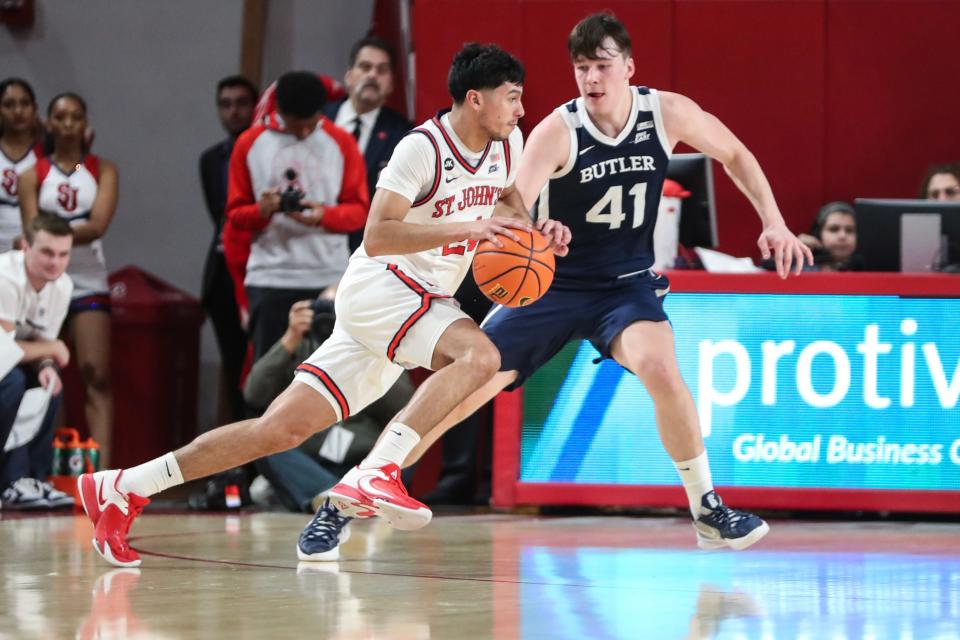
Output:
[758, 223, 814, 278]
[537, 218, 571, 257]
[797, 233, 823, 252]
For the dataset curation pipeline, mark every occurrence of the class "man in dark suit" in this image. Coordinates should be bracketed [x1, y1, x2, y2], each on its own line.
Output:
[324, 36, 412, 251]
[199, 75, 258, 422]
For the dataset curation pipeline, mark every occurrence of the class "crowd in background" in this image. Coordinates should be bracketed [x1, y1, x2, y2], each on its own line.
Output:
[1, 32, 958, 511]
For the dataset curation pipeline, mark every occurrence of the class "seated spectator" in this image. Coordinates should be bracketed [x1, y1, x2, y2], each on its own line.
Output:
[226, 71, 368, 358]
[918, 163, 960, 201]
[243, 296, 414, 513]
[19, 92, 120, 465]
[0, 214, 74, 509]
[796, 201, 863, 272]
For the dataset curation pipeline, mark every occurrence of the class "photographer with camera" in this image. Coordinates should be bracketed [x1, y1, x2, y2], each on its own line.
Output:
[226, 71, 368, 358]
[243, 295, 336, 409]
[243, 295, 414, 513]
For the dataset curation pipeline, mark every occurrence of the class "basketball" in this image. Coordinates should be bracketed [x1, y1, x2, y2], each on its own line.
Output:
[472, 229, 555, 307]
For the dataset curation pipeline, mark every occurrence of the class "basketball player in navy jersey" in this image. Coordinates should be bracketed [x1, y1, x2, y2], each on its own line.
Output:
[385, 13, 813, 552]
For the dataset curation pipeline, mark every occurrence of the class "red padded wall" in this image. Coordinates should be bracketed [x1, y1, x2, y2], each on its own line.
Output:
[673, 1, 825, 253]
[413, 0, 960, 258]
[412, 1, 672, 137]
[825, 1, 960, 203]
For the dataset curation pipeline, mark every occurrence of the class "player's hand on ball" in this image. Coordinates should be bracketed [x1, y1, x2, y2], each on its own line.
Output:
[467, 216, 532, 247]
[537, 218, 571, 257]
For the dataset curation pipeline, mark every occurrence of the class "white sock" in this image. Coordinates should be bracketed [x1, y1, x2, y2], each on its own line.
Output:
[674, 451, 714, 519]
[117, 452, 184, 498]
[360, 423, 421, 469]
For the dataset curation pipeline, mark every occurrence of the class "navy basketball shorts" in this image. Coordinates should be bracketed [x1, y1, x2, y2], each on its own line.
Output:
[480, 271, 670, 390]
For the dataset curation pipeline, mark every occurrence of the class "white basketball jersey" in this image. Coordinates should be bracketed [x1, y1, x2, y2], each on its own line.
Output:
[359, 111, 522, 295]
[0, 144, 38, 251]
[36, 155, 109, 296]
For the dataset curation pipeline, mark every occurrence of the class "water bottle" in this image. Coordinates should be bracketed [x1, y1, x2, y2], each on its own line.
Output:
[53, 428, 82, 476]
[67, 442, 85, 477]
[52, 440, 65, 476]
[83, 438, 101, 473]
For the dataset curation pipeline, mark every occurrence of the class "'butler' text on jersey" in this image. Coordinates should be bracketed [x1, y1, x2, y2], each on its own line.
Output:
[579, 155, 657, 183]
[535, 87, 671, 284]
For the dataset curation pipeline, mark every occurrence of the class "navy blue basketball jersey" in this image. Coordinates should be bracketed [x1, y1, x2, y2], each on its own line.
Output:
[534, 86, 671, 284]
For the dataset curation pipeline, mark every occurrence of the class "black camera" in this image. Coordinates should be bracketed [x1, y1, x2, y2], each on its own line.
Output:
[279, 168, 308, 213]
[310, 298, 336, 343]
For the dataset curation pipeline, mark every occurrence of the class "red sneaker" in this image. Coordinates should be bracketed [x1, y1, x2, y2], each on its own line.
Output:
[79, 470, 150, 567]
[78, 470, 122, 526]
[328, 463, 432, 531]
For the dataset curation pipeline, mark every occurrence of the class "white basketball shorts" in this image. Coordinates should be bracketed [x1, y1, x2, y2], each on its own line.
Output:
[292, 257, 469, 421]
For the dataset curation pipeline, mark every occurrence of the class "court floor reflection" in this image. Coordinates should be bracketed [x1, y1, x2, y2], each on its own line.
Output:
[0, 511, 957, 639]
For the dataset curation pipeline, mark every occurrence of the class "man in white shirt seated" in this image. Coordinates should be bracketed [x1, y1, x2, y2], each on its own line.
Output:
[0, 214, 74, 509]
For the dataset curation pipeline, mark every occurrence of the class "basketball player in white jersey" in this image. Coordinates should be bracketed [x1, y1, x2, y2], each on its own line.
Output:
[0, 78, 40, 251]
[77, 44, 569, 567]
[19, 92, 119, 468]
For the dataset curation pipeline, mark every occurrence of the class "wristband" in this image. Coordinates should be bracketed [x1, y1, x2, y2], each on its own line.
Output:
[38, 359, 56, 371]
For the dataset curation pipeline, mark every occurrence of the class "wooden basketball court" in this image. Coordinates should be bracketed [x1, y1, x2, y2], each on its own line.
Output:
[2, 510, 958, 639]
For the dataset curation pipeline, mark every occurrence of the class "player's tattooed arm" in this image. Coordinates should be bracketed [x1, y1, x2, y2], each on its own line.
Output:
[660, 91, 813, 277]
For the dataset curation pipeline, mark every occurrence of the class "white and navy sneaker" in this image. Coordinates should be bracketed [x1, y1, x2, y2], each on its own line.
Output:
[38, 479, 75, 508]
[693, 491, 769, 551]
[1, 477, 49, 510]
[297, 498, 353, 561]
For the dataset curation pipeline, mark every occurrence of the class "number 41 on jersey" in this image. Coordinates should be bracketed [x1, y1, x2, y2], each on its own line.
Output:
[585, 183, 648, 229]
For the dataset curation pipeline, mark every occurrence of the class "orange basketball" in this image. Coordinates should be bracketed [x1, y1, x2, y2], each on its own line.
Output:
[472, 229, 555, 307]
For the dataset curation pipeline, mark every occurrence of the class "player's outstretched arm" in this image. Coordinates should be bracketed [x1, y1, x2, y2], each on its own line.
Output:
[660, 91, 813, 277]
[362, 188, 531, 256]
[514, 113, 570, 210]
[511, 113, 573, 256]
